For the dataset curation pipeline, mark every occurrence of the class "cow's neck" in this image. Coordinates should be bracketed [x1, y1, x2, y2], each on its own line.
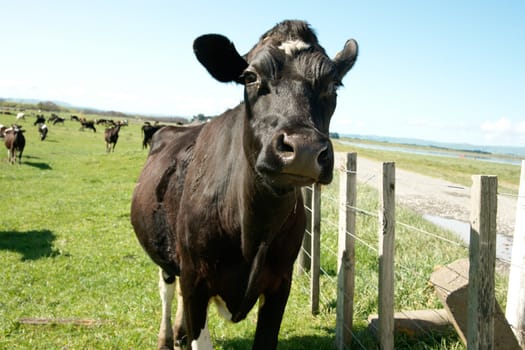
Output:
[209, 106, 301, 258]
[239, 179, 299, 260]
[233, 163, 300, 322]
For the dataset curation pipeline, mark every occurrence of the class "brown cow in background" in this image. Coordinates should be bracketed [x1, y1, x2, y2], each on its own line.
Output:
[4, 125, 26, 164]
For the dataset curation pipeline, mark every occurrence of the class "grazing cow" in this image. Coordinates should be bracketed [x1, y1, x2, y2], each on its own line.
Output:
[48, 113, 59, 123]
[4, 125, 26, 164]
[71, 115, 80, 121]
[52, 116, 65, 125]
[78, 118, 97, 132]
[104, 124, 121, 152]
[34, 114, 46, 126]
[16, 112, 25, 121]
[96, 118, 112, 126]
[131, 20, 358, 350]
[38, 124, 48, 141]
[141, 122, 165, 149]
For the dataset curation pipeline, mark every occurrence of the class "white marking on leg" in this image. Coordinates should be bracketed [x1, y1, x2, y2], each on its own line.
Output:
[190, 319, 213, 350]
[158, 268, 175, 348]
[173, 279, 185, 346]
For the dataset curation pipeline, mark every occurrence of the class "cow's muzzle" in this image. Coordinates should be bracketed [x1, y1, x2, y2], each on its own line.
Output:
[272, 131, 334, 185]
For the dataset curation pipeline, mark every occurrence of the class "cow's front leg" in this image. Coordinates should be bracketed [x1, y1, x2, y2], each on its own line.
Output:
[180, 272, 213, 350]
[252, 277, 292, 350]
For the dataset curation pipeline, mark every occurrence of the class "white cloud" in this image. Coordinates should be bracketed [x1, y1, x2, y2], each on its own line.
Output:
[481, 117, 512, 133]
[518, 121, 525, 134]
[480, 117, 525, 146]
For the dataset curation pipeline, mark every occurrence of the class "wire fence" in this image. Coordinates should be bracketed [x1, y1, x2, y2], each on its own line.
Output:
[296, 153, 525, 349]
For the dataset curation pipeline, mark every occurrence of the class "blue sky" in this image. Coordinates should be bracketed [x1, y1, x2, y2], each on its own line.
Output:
[1, 1, 524, 146]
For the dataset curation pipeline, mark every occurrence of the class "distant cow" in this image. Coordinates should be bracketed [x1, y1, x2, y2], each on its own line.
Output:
[141, 122, 164, 149]
[48, 113, 59, 123]
[16, 112, 25, 121]
[34, 114, 46, 126]
[104, 124, 121, 152]
[78, 118, 96, 132]
[38, 124, 48, 141]
[131, 20, 358, 349]
[53, 117, 65, 125]
[4, 125, 26, 164]
[96, 118, 115, 126]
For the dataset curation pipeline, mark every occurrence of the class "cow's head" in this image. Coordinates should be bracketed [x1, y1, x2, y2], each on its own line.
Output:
[194, 20, 358, 190]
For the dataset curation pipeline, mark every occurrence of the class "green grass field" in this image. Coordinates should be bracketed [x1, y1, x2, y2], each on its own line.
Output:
[1, 111, 511, 349]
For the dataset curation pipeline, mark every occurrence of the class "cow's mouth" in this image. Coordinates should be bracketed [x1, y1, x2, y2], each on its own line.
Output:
[257, 167, 333, 191]
[275, 172, 317, 187]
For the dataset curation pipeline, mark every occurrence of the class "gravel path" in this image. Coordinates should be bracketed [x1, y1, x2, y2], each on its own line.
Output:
[354, 156, 517, 236]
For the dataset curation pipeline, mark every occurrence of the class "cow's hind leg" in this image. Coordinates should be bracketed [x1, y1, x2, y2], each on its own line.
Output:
[158, 268, 175, 350]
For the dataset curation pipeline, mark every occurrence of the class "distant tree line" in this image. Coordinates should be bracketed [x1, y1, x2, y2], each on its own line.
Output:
[191, 113, 214, 123]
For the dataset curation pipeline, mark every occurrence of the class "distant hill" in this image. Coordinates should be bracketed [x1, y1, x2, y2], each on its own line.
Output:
[0, 97, 190, 124]
[342, 133, 525, 158]
[0, 97, 73, 107]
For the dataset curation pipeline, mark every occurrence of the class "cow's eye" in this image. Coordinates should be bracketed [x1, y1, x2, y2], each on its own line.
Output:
[241, 71, 258, 85]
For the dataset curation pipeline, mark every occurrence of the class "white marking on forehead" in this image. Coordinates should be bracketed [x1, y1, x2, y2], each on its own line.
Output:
[278, 39, 311, 55]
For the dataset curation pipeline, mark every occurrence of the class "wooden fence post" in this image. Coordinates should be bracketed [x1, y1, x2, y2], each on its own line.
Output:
[378, 162, 395, 350]
[467, 175, 498, 350]
[506, 160, 525, 347]
[336, 152, 357, 349]
[298, 186, 312, 275]
[310, 183, 321, 315]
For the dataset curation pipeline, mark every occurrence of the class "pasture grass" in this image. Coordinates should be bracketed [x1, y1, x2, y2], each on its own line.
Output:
[0, 112, 508, 349]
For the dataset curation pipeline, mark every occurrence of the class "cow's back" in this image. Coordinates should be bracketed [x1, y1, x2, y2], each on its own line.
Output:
[131, 124, 205, 275]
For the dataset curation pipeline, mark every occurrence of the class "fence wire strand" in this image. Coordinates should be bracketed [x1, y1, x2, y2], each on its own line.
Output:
[298, 155, 523, 349]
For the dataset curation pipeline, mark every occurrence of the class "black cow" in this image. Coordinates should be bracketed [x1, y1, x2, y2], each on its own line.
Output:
[47, 113, 60, 123]
[34, 114, 46, 126]
[104, 124, 121, 152]
[52, 116, 65, 125]
[78, 118, 96, 132]
[141, 122, 165, 149]
[4, 125, 26, 164]
[131, 20, 358, 350]
[38, 124, 48, 141]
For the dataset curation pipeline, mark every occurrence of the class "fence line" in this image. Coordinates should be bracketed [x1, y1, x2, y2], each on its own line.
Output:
[377, 162, 395, 350]
[298, 152, 524, 349]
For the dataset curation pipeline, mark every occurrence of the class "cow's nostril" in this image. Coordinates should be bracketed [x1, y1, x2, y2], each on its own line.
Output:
[318, 146, 330, 165]
[276, 134, 294, 154]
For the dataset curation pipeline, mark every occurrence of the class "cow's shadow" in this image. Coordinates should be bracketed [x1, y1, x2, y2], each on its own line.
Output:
[0, 229, 59, 260]
[24, 161, 52, 170]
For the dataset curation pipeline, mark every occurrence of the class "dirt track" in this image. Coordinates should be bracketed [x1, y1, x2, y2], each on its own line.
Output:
[354, 156, 517, 236]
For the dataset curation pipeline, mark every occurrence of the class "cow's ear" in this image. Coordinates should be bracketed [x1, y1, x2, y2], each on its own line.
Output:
[333, 39, 358, 81]
[193, 34, 248, 84]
